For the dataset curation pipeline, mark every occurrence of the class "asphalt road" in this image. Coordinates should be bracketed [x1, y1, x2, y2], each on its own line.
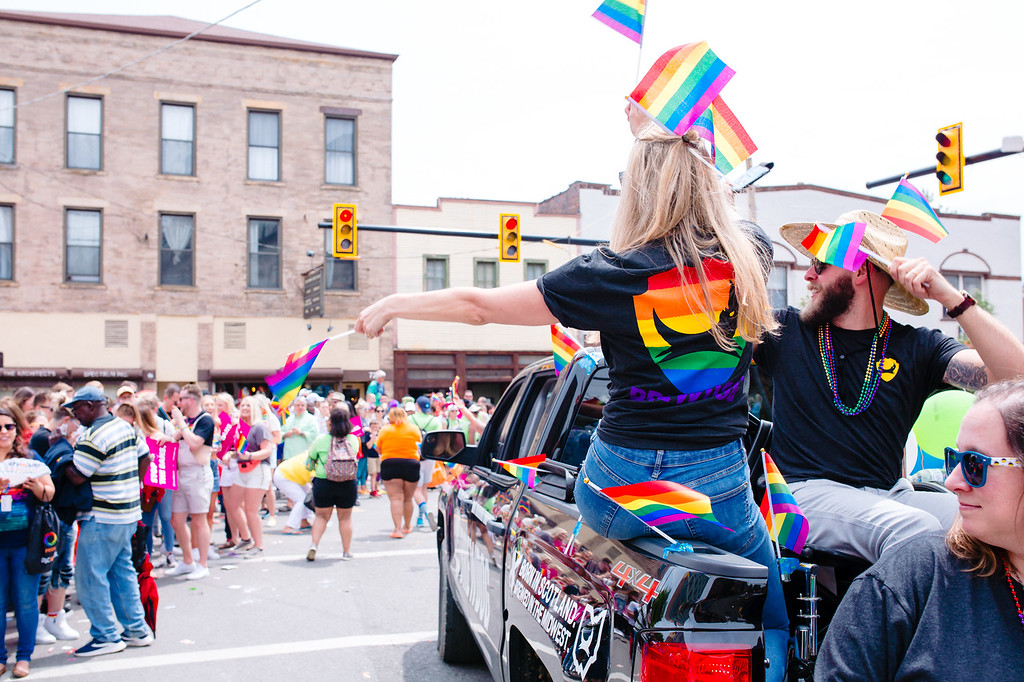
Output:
[22, 490, 494, 681]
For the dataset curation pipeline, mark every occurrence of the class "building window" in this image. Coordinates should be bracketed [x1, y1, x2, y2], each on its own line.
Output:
[474, 259, 498, 288]
[0, 205, 12, 280]
[525, 260, 547, 280]
[324, 230, 357, 291]
[66, 95, 102, 170]
[424, 256, 448, 291]
[0, 89, 14, 164]
[325, 116, 355, 185]
[160, 103, 195, 175]
[248, 217, 281, 288]
[768, 264, 789, 308]
[159, 213, 195, 286]
[248, 110, 280, 181]
[65, 209, 102, 282]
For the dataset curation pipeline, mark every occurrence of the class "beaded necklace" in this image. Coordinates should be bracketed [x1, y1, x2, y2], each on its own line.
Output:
[1003, 562, 1024, 635]
[818, 312, 891, 416]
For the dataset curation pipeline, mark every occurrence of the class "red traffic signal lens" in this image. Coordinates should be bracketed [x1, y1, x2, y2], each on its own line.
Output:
[504, 217, 518, 230]
[936, 132, 951, 147]
[339, 209, 353, 222]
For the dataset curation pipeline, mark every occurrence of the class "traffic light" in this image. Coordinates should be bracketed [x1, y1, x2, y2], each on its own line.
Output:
[499, 213, 521, 263]
[332, 203, 358, 259]
[935, 123, 964, 196]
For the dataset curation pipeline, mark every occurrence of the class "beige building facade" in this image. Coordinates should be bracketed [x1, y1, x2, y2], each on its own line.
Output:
[0, 11, 396, 399]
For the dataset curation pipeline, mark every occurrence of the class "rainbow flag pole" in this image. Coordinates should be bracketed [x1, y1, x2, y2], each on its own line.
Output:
[584, 478, 677, 544]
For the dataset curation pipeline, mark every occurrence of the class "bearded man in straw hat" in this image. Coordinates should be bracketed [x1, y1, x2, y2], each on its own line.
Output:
[753, 209, 1024, 564]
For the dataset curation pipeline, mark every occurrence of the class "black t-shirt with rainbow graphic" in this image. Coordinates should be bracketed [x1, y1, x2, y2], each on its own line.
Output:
[538, 236, 763, 451]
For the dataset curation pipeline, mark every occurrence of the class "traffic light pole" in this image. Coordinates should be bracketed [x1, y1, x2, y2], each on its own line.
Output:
[865, 146, 1023, 189]
[316, 221, 606, 246]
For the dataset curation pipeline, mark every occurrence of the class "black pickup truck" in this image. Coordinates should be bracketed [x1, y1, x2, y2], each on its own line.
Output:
[421, 349, 780, 682]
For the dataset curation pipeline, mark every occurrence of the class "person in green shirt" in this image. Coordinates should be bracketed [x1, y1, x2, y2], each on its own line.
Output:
[282, 397, 319, 461]
[408, 396, 441, 529]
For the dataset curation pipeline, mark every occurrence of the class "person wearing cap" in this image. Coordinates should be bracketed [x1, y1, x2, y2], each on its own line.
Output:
[115, 384, 136, 405]
[408, 396, 441, 530]
[754, 210, 1024, 564]
[63, 386, 154, 657]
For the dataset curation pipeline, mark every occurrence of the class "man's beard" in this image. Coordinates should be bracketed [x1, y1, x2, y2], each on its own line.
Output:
[800, 275, 855, 327]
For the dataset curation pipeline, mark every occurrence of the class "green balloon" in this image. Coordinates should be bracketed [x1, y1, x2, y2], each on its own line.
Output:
[911, 389, 975, 473]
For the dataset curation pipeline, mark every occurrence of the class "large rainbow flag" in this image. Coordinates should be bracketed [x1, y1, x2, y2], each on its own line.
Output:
[691, 96, 757, 175]
[881, 178, 949, 243]
[808, 222, 868, 272]
[629, 42, 735, 136]
[760, 452, 808, 554]
[265, 340, 328, 412]
[551, 325, 582, 376]
[601, 480, 730, 530]
[592, 0, 645, 44]
[498, 454, 547, 488]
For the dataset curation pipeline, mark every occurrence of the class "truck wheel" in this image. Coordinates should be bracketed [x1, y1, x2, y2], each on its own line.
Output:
[438, 561, 482, 664]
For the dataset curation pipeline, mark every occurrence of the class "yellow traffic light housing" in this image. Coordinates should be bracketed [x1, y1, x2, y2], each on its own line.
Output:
[499, 213, 521, 263]
[936, 123, 964, 196]
[333, 203, 358, 259]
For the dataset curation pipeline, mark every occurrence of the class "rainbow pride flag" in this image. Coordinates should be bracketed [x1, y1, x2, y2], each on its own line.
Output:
[498, 454, 547, 488]
[759, 452, 808, 554]
[691, 97, 757, 175]
[811, 222, 868, 272]
[629, 42, 735, 136]
[881, 178, 949, 243]
[592, 0, 645, 44]
[265, 340, 328, 412]
[551, 325, 582, 375]
[800, 223, 828, 255]
[601, 480, 730, 530]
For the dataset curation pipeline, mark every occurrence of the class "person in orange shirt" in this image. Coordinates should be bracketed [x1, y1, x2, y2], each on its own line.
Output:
[375, 406, 422, 538]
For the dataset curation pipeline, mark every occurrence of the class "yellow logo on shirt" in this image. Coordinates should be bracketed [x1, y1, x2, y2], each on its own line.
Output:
[877, 358, 899, 382]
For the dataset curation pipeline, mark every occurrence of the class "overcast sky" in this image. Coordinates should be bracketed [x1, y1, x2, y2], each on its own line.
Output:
[6, 0, 1023, 230]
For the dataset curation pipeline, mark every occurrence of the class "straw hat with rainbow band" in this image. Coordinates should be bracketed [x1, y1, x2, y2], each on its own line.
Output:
[779, 210, 929, 317]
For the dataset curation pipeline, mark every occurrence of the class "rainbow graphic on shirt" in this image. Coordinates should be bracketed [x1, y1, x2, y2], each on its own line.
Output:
[632, 260, 745, 395]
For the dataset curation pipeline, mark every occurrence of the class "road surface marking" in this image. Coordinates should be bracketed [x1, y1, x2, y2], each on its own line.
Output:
[31, 630, 436, 678]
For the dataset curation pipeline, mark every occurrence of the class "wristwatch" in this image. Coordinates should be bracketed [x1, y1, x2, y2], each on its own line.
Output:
[947, 290, 977, 319]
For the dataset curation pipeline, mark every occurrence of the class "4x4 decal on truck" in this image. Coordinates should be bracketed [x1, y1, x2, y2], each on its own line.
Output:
[610, 560, 661, 604]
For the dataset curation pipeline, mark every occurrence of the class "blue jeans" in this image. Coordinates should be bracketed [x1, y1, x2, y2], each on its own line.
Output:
[574, 434, 789, 682]
[141, 490, 174, 555]
[75, 519, 152, 643]
[0, 546, 41, 662]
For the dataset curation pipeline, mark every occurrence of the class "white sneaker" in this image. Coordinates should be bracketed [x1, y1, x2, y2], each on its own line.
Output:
[265, 517, 277, 528]
[165, 561, 195, 577]
[36, 620, 57, 644]
[184, 564, 210, 581]
[206, 547, 220, 561]
[44, 610, 80, 640]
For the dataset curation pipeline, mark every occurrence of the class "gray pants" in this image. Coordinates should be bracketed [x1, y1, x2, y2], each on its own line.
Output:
[790, 478, 958, 563]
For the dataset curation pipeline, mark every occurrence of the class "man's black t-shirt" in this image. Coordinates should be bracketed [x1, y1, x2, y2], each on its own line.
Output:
[361, 432, 379, 459]
[187, 412, 215, 447]
[754, 308, 963, 488]
[537, 239, 761, 450]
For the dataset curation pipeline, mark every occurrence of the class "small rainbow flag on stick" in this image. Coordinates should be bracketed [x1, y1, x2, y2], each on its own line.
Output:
[760, 451, 809, 555]
[881, 177, 949, 243]
[629, 42, 735, 137]
[808, 222, 868, 272]
[598, 480, 731, 531]
[551, 325, 582, 375]
[691, 96, 757, 175]
[592, 0, 646, 44]
[265, 340, 328, 412]
[497, 454, 547, 488]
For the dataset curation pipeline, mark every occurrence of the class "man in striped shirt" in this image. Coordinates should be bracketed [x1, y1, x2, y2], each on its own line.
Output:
[65, 386, 155, 657]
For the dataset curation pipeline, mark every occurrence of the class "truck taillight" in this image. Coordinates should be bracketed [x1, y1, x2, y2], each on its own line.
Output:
[640, 641, 752, 682]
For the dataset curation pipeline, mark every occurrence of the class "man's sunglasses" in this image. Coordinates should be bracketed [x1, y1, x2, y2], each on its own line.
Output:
[945, 447, 1022, 487]
[811, 258, 829, 275]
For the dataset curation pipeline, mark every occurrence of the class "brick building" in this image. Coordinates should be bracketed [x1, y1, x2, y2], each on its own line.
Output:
[0, 11, 396, 398]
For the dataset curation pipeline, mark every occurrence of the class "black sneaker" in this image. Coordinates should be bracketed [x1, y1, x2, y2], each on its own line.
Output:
[75, 639, 127, 657]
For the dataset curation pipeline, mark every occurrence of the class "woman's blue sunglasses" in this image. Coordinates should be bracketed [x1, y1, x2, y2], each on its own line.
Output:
[944, 447, 1021, 488]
